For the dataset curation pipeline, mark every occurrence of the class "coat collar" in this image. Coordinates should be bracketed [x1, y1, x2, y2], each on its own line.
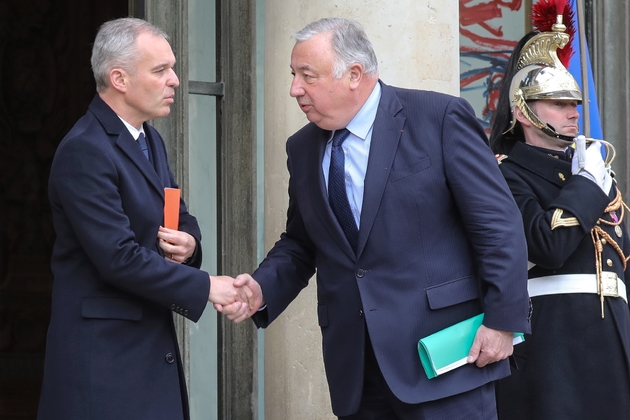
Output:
[507, 141, 572, 187]
[88, 95, 165, 197]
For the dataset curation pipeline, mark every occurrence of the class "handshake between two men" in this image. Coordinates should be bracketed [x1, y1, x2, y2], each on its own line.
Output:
[157, 226, 264, 323]
[209, 274, 264, 323]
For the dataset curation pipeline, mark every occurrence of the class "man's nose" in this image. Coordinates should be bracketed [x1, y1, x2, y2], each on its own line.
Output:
[169, 69, 180, 88]
[289, 78, 304, 97]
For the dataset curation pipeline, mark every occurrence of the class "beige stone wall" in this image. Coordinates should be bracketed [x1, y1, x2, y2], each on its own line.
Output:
[262, 1, 459, 418]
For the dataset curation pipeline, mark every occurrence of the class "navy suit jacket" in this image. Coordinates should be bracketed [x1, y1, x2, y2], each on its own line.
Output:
[252, 82, 531, 416]
[38, 95, 210, 420]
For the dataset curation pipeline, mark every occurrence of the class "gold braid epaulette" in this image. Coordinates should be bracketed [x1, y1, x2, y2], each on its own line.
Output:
[590, 187, 630, 317]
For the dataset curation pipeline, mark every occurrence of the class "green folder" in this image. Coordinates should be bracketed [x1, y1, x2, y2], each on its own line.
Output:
[417, 313, 525, 379]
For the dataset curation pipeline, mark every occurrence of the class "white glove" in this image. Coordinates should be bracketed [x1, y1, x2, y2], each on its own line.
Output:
[571, 135, 586, 175]
[572, 138, 612, 194]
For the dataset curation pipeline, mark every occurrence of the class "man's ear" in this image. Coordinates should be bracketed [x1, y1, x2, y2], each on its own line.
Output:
[109, 69, 128, 93]
[513, 105, 531, 127]
[348, 63, 364, 89]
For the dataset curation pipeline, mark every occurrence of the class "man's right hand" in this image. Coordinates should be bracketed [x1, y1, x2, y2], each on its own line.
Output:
[572, 139, 612, 194]
[214, 274, 264, 323]
[208, 275, 251, 321]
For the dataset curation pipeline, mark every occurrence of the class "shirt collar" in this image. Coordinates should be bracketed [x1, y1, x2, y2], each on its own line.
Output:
[118, 116, 145, 141]
[344, 82, 381, 141]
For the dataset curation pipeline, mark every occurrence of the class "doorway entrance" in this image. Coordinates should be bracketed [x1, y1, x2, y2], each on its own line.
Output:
[0, 2, 127, 418]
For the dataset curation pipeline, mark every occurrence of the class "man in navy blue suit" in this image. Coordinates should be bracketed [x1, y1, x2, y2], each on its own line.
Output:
[38, 18, 251, 420]
[219, 17, 531, 420]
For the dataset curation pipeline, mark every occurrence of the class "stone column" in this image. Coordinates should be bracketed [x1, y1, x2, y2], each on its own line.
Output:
[262, 2, 459, 418]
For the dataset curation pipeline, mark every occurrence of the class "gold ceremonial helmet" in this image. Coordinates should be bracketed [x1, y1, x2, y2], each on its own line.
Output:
[505, 15, 582, 140]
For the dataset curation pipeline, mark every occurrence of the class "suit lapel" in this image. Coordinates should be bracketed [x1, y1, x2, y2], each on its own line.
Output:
[144, 127, 172, 188]
[357, 83, 405, 255]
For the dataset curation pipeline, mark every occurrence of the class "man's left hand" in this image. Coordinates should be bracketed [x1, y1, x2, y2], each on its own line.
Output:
[467, 325, 514, 367]
[157, 226, 196, 263]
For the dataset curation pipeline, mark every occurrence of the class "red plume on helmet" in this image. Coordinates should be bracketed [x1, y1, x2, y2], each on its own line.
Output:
[531, 0, 576, 68]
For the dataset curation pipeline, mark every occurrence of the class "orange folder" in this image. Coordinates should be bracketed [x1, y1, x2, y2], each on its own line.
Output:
[163, 188, 180, 230]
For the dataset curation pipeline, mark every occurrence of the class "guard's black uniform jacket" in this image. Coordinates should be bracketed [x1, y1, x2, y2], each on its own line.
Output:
[495, 141, 630, 420]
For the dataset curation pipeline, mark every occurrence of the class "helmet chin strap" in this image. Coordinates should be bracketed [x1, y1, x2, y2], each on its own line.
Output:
[544, 123, 575, 142]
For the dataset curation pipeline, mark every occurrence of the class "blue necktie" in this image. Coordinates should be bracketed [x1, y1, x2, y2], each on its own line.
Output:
[137, 133, 149, 159]
[328, 128, 358, 252]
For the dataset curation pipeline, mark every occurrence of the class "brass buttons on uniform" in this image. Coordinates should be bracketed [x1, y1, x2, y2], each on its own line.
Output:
[607, 259, 614, 267]
[558, 173, 565, 181]
[601, 238, 607, 245]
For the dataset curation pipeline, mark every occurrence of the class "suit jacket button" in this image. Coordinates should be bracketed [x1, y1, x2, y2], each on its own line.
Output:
[165, 353, 175, 364]
[184, 309, 189, 316]
[359, 310, 364, 317]
[171, 304, 176, 310]
[356, 269, 365, 278]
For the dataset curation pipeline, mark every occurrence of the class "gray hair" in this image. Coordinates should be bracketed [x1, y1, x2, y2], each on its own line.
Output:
[293, 18, 378, 78]
[91, 18, 169, 93]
